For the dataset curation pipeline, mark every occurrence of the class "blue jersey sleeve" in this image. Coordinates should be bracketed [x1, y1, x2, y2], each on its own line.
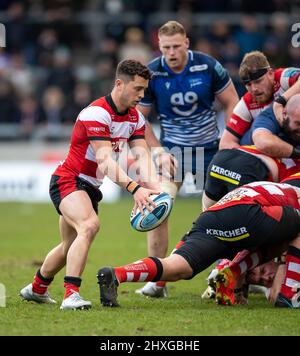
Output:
[139, 57, 160, 107]
[212, 59, 231, 94]
[251, 106, 281, 135]
[240, 106, 281, 145]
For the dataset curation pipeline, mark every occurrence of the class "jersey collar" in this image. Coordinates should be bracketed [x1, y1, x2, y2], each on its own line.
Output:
[105, 94, 128, 116]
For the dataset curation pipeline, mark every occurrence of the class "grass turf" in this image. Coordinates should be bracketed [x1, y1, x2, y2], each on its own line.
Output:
[0, 199, 299, 336]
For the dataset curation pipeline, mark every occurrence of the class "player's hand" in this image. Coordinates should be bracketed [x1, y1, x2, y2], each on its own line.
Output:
[234, 290, 248, 305]
[273, 102, 285, 126]
[155, 152, 178, 179]
[133, 187, 160, 215]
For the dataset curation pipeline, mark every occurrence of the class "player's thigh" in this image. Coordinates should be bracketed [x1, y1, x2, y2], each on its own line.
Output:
[173, 230, 232, 277]
[59, 190, 99, 232]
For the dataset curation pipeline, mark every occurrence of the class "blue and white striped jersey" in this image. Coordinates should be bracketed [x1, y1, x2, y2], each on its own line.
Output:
[140, 50, 231, 146]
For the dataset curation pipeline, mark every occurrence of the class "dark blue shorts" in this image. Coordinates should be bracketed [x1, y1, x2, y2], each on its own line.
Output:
[161, 140, 219, 189]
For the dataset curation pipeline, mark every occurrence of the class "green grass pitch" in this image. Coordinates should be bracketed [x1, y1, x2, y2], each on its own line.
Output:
[0, 199, 299, 336]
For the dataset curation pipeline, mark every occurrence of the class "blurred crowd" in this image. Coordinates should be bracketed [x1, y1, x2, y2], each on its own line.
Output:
[0, 0, 299, 140]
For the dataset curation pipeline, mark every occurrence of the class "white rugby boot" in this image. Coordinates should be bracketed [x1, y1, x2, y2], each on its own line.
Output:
[135, 282, 168, 298]
[60, 290, 92, 310]
[20, 283, 57, 304]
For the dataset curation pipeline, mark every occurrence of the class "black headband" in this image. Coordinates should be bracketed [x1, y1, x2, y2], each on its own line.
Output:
[241, 67, 270, 85]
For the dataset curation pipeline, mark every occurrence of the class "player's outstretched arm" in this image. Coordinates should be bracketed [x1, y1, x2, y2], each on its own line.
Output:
[91, 140, 159, 214]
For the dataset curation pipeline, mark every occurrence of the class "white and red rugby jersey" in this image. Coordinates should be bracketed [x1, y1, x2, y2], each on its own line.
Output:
[227, 68, 300, 138]
[54, 95, 145, 187]
[209, 181, 300, 212]
[238, 145, 300, 182]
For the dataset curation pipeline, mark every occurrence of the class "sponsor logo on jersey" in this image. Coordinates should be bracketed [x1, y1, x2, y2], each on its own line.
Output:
[88, 127, 106, 133]
[129, 114, 137, 121]
[206, 227, 250, 241]
[229, 118, 238, 125]
[189, 64, 208, 72]
[190, 79, 203, 88]
[210, 164, 242, 184]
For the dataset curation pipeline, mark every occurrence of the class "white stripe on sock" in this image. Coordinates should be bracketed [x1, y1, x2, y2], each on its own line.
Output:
[288, 262, 300, 274]
[239, 261, 247, 274]
[138, 273, 149, 282]
[286, 277, 299, 288]
[126, 272, 134, 281]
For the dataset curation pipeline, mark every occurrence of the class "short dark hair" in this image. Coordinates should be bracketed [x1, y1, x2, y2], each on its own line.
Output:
[116, 59, 152, 82]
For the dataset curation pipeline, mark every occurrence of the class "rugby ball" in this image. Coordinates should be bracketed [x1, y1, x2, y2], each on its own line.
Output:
[130, 192, 173, 232]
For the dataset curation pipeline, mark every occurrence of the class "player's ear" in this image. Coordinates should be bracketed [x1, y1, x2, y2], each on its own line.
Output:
[267, 68, 274, 80]
[185, 37, 190, 49]
[115, 78, 124, 90]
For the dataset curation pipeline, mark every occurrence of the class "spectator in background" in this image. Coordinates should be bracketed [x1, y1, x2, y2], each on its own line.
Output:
[194, 38, 219, 59]
[263, 12, 290, 67]
[5, 1, 27, 53]
[287, 46, 300, 68]
[18, 96, 40, 140]
[234, 15, 265, 56]
[39, 86, 66, 140]
[118, 27, 152, 65]
[64, 82, 92, 124]
[43, 47, 75, 101]
[0, 48, 10, 72]
[0, 79, 19, 123]
[94, 37, 118, 67]
[5, 52, 35, 97]
[90, 57, 114, 98]
[36, 29, 59, 68]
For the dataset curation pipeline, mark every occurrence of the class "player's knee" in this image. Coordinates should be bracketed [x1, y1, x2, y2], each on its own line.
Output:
[162, 255, 193, 281]
[202, 191, 216, 211]
[160, 180, 178, 199]
[80, 218, 100, 241]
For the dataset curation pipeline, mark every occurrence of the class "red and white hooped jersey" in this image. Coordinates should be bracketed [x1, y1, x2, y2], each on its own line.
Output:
[209, 181, 300, 212]
[54, 95, 145, 187]
[226, 68, 300, 138]
[237, 145, 300, 182]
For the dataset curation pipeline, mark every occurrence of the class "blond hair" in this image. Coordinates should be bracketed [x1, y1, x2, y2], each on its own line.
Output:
[158, 21, 186, 37]
[239, 51, 270, 79]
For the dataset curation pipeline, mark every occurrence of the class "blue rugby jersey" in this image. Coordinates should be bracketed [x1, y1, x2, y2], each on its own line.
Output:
[140, 50, 231, 146]
[240, 105, 300, 148]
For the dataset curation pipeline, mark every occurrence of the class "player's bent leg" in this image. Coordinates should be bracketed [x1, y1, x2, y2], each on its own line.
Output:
[40, 216, 77, 278]
[19, 216, 77, 305]
[160, 254, 193, 281]
[98, 255, 193, 307]
[202, 191, 217, 212]
[59, 190, 100, 277]
[58, 190, 100, 310]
